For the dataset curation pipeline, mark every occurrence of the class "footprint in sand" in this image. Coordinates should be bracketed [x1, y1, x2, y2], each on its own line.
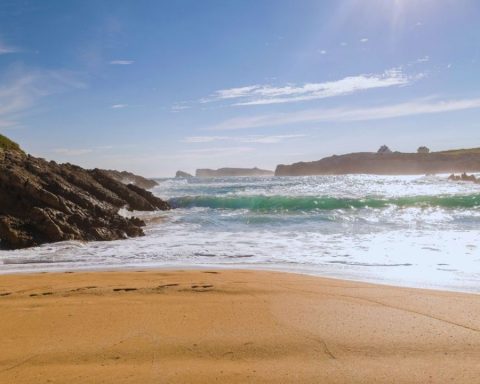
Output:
[0, 292, 12, 297]
[113, 288, 138, 292]
[191, 284, 214, 291]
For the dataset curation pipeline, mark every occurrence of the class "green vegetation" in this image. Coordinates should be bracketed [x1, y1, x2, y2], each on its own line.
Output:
[0, 134, 23, 152]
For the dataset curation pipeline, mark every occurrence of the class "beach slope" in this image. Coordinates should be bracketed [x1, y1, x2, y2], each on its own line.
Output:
[0, 270, 479, 383]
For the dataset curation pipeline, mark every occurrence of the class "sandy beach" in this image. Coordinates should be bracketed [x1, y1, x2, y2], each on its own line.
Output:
[0, 269, 479, 383]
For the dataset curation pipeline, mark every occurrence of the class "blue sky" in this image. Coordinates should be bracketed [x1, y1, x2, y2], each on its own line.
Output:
[1, 0, 480, 176]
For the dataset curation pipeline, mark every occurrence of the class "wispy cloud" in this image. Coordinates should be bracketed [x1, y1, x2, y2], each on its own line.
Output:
[417, 55, 429, 63]
[171, 103, 190, 113]
[53, 148, 94, 156]
[111, 104, 128, 109]
[0, 67, 87, 128]
[184, 134, 306, 144]
[210, 97, 480, 131]
[0, 39, 19, 55]
[109, 60, 134, 65]
[360, 38, 369, 43]
[203, 68, 416, 106]
[52, 144, 115, 157]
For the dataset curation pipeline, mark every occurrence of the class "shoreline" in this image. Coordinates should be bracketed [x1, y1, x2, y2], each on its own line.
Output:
[0, 263, 478, 295]
[1, 269, 479, 383]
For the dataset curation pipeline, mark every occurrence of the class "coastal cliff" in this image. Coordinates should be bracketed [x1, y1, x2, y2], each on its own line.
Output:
[196, 167, 274, 177]
[0, 139, 170, 250]
[275, 148, 480, 176]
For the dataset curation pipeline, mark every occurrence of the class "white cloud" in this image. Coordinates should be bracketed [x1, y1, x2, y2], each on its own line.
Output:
[205, 68, 415, 106]
[360, 38, 368, 43]
[184, 134, 306, 144]
[109, 60, 134, 65]
[319, 50, 327, 55]
[111, 104, 128, 109]
[340, 42, 347, 46]
[209, 97, 480, 131]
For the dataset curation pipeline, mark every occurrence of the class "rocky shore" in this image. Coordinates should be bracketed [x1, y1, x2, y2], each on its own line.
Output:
[0, 145, 170, 250]
[101, 169, 158, 189]
[448, 172, 480, 183]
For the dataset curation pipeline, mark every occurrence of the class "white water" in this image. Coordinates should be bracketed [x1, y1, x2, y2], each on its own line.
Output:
[1, 175, 479, 293]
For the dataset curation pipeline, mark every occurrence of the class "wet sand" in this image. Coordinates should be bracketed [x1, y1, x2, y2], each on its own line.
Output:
[0, 269, 479, 383]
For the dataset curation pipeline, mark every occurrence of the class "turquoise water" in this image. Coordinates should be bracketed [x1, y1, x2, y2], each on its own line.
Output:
[1, 175, 479, 293]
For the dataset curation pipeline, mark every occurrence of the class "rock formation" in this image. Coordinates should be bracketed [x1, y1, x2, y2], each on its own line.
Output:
[448, 173, 479, 183]
[101, 169, 158, 189]
[175, 170, 193, 178]
[275, 148, 480, 176]
[196, 167, 274, 178]
[0, 145, 170, 250]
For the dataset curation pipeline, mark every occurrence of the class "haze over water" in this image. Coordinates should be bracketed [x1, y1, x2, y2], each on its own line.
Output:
[1, 175, 479, 293]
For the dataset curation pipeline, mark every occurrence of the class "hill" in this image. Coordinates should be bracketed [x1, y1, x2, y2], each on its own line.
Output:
[275, 148, 480, 176]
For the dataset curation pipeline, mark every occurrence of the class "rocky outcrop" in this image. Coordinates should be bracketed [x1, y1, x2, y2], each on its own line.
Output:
[101, 169, 158, 190]
[175, 170, 193, 178]
[0, 148, 170, 250]
[275, 148, 480, 176]
[196, 167, 274, 178]
[448, 173, 479, 183]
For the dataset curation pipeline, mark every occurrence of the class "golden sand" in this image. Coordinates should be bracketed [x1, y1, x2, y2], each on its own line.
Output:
[0, 269, 479, 383]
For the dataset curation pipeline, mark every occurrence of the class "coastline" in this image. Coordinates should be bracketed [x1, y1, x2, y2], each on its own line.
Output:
[1, 269, 479, 383]
[1, 261, 478, 295]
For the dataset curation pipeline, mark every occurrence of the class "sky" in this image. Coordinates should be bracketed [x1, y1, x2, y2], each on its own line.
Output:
[1, 0, 480, 177]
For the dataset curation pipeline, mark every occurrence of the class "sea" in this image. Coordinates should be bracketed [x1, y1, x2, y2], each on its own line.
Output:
[1, 174, 479, 293]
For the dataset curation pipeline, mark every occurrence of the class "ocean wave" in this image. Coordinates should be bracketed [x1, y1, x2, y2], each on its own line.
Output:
[168, 194, 480, 212]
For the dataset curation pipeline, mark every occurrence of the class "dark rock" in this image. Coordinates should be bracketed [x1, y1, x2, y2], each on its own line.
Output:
[449, 173, 479, 183]
[0, 148, 170, 250]
[175, 170, 193, 178]
[100, 169, 158, 190]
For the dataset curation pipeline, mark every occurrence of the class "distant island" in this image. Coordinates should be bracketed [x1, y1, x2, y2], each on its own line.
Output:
[196, 167, 274, 177]
[275, 146, 480, 176]
[175, 170, 194, 178]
